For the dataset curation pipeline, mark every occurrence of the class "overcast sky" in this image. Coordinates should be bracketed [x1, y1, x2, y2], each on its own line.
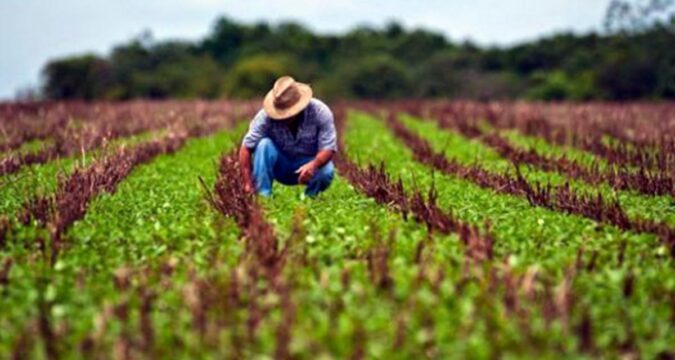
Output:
[0, 0, 610, 99]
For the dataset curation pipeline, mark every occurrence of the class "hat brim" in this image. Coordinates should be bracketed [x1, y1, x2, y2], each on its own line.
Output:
[263, 82, 313, 120]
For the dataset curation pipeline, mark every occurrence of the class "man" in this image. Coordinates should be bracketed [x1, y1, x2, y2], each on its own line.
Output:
[239, 76, 337, 197]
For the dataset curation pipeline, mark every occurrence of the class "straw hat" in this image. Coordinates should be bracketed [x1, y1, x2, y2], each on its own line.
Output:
[263, 76, 313, 120]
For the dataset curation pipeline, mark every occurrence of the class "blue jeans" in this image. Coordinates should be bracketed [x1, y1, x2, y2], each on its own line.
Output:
[253, 138, 334, 197]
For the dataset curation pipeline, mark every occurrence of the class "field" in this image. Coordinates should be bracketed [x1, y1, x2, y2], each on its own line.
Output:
[0, 100, 674, 359]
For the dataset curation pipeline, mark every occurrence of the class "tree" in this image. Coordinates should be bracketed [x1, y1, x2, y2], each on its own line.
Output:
[130, 56, 223, 99]
[200, 16, 247, 65]
[605, 0, 675, 33]
[37, 15, 675, 101]
[345, 55, 411, 99]
[415, 51, 462, 97]
[223, 55, 295, 98]
[597, 51, 658, 99]
[42, 54, 112, 100]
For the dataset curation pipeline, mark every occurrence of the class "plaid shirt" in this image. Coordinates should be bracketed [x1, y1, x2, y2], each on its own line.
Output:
[242, 99, 338, 158]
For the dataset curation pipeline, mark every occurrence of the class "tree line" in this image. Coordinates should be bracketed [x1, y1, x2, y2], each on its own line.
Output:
[41, 10, 675, 101]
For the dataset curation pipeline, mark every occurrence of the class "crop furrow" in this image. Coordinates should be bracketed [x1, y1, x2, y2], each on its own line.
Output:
[0, 120, 166, 177]
[205, 151, 286, 280]
[0, 100, 256, 177]
[386, 114, 675, 256]
[394, 101, 675, 172]
[3, 128, 235, 356]
[334, 109, 494, 261]
[425, 112, 675, 198]
[5, 110, 240, 245]
[338, 159, 494, 262]
[479, 132, 674, 197]
[482, 109, 674, 172]
[204, 151, 296, 356]
[15, 120, 235, 258]
[21, 134, 187, 260]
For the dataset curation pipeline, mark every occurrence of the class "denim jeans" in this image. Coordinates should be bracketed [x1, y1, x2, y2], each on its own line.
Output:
[253, 138, 334, 197]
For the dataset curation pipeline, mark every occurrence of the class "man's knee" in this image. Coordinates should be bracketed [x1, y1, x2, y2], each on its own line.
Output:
[254, 138, 278, 161]
[255, 137, 276, 152]
[316, 161, 335, 183]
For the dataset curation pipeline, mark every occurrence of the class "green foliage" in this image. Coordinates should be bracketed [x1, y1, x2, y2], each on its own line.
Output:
[41, 16, 675, 101]
[104, 39, 222, 99]
[344, 55, 411, 99]
[596, 50, 659, 99]
[0, 114, 673, 357]
[222, 54, 295, 98]
[0, 131, 154, 218]
[341, 112, 675, 357]
[414, 51, 463, 98]
[527, 71, 598, 101]
[130, 55, 223, 99]
[43, 54, 112, 100]
[399, 114, 675, 226]
[0, 130, 242, 353]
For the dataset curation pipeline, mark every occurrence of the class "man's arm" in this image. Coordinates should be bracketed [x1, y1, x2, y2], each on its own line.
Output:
[240, 110, 269, 193]
[296, 149, 334, 184]
[239, 146, 255, 193]
[296, 102, 338, 184]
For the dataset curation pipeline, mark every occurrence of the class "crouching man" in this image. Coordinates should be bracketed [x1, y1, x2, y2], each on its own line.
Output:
[239, 76, 337, 197]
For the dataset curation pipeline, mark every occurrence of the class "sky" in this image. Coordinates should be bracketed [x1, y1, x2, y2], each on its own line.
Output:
[0, 0, 610, 99]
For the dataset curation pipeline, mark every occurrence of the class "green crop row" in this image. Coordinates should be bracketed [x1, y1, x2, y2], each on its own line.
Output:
[339, 111, 674, 358]
[0, 128, 243, 356]
[0, 131, 159, 218]
[0, 138, 54, 159]
[0, 111, 672, 359]
[499, 128, 611, 170]
[400, 114, 675, 226]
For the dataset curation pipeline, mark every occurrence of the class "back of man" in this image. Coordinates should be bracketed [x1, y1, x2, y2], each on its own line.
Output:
[239, 76, 338, 197]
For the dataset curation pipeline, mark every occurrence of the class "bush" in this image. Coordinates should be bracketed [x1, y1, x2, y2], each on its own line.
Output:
[596, 52, 658, 100]
[42, 55, 112, 100]
[222, 55, 296, 98]
[129, 56, 223, 99]
[527, 71, 598, 101]
[344, 55, 411, 99]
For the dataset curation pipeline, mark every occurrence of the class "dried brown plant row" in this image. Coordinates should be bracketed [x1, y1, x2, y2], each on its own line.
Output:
[14, 114, 243, 260]
[380, 100, 675, 172]
[61, 153, 294, 359]
[8, 126, 230, 359]
[203, 152, 287, 281]
[385, 114, 675, 257]
[0, 101, 245, 148]
[18, 133, 188, 263]
[0, 122, 163, 177]
[357, 100, 675, 149]
[444, 102, 674, 173]
[0, 102, 66, 152]
[0, 100, 256, 176]
[422, 112, 675, 198]
[203, 151, 295, 358]
[480, 133, 674, 197]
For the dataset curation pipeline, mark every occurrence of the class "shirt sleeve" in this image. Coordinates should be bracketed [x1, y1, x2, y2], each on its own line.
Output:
[242, 110, 269, 149]
[316, 102, 338, 152]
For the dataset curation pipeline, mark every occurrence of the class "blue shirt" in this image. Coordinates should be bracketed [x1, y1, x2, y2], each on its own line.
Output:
[242, 98, 338, 158]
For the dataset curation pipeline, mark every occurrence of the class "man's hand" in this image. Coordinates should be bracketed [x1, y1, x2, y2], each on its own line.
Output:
[243, 181, 255, 194]
[295, 161, 318, 184]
